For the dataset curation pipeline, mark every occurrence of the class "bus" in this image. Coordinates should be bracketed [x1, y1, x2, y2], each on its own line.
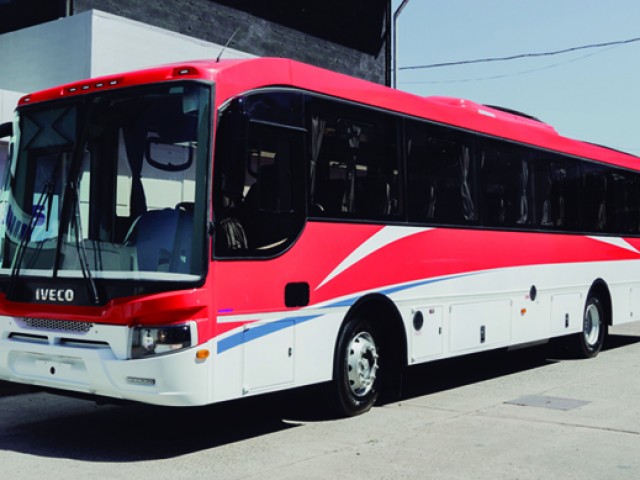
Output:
[0, 57, 639, 416]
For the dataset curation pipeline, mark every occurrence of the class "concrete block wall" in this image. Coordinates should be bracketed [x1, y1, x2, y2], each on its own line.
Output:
[73, 0, 386, 84]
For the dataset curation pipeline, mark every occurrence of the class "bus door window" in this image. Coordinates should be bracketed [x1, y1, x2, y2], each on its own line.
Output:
[406, 121, 476, 225]
[213, 91, 305, 257]
[240, 123, 304, 251]
[308, 99, 401, 221]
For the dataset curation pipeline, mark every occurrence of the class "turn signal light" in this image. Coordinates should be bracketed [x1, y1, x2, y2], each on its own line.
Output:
[196, 349, 210, 360]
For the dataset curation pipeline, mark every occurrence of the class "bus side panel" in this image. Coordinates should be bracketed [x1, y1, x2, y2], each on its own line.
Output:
[211, 310, 344, 403]
[395, 259, 640, 365]
[209, 223, 640, 402]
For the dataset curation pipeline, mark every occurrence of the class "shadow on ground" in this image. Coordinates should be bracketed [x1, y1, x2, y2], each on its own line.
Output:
[0, 333, 637, 462]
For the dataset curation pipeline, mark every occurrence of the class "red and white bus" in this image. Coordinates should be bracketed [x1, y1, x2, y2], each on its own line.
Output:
[0, 57, 638, 416]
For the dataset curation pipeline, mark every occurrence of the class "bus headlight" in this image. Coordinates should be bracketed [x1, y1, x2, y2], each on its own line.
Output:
[130, 323, 196, 359]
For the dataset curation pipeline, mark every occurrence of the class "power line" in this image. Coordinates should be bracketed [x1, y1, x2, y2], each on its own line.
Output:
[400, 45, 620, 85]
[400, 36, 640, 71]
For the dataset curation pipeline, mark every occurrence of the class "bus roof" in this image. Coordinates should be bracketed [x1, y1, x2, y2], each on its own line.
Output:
[18, 57, 640, 171]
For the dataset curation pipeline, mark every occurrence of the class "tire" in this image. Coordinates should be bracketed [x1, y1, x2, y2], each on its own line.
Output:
[573, 296, 607, 358]
[332, 317, 381, 417]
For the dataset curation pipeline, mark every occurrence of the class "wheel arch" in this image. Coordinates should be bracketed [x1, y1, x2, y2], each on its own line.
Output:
[333, 293, 408, 399]
[588, 279, 612, 326]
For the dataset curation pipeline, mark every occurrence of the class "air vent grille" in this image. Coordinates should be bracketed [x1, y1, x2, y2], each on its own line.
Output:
[23, 317, 93, 333]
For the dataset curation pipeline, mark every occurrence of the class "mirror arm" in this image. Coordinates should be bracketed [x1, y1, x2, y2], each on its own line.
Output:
[0, 122, 12, 140]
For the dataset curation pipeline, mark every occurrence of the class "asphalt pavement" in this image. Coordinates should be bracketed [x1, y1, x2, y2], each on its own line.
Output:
[1, 322, 640, 479]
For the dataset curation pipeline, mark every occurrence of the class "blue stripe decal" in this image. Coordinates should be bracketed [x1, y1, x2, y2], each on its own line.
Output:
[216, 273, 477, 354]
[321, 273, 476, 309]
[379, 273, 475, 296]
[217, 314, 320, 354]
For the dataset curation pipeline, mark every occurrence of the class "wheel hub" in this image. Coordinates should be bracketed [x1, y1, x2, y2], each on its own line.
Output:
[584, 303, 601, 347]
[347, 332, 379, 397]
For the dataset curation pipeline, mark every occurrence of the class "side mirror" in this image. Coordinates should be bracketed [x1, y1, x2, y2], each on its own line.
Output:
[0, 122, 12, 139]
[145, 137, 194, 172]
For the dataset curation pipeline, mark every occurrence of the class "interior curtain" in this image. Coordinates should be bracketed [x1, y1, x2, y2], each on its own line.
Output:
[123, 122, 147, 218]
[518, 158, 529, 223]
[460, 146, 475, 221]
[310, 116, 326, 199]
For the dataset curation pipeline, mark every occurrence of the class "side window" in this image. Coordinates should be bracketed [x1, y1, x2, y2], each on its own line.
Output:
[582, 165, 638, 235]
[531, 153, 581, 231]
[308, 98, 402, 221]
[610, 172, 640, 235]
[582, 164, 612, 233]
[406, 121, 476, 225]
[478, 139, 533, 228]
[213, 91, 305, 257]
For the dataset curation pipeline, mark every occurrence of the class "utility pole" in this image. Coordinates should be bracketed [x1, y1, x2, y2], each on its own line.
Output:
[392, 0, 411, 88]
[385, 1, 392, 86]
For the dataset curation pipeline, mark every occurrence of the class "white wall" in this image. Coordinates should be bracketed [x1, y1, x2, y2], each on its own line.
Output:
[0, 13, 92, 94]
[0, 90, 21, 175]
[0, 90, 22, 123]
[90, 10, 253, 78]
[0, 9, 254, 125]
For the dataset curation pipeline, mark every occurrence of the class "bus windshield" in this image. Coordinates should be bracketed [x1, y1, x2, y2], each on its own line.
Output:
[0, 82, 210, 283]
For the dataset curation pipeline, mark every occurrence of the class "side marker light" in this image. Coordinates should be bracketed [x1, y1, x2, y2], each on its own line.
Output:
[196, 349, 210, 360]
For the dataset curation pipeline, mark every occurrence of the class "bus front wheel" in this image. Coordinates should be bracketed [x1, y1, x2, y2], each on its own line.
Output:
[573, 295, 607, 358]
[333, 318, 381, 416]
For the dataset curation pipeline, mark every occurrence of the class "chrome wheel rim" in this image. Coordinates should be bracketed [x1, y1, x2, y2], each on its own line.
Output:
[347, 331, 379, 397]
[584, 303, 601, 348]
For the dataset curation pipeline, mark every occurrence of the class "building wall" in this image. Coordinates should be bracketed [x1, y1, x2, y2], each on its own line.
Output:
[89, 11, 253, 78]
[73, 0, 386, 83]
[0, 13, 92, 93]
[0, 91, 22, 123]
[0, 10, 252, 96]
[0, 90, 19, 186]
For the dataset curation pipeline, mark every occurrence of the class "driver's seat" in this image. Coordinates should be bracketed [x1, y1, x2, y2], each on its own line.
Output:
[124, 207, 193, 273]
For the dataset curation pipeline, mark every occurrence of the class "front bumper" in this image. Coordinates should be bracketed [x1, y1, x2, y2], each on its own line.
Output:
[0, 316, 212, 406]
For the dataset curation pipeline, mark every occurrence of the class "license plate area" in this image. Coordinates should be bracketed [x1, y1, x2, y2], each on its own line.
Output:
[9, 351, 88, 385]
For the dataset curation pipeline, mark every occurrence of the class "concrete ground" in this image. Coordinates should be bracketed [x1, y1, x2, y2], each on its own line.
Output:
[1, 322, 640, 479]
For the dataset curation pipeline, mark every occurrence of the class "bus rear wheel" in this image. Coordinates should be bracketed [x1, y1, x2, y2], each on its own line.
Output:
[573, 296, 607, 358]
[333, 318, 381, 416]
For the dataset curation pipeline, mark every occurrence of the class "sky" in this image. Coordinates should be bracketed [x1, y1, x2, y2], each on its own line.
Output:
[394, 0, 640, 155]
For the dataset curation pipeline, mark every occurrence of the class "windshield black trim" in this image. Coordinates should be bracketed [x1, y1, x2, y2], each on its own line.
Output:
[2, 275, 204, 306]
[1, 80, 214, 306]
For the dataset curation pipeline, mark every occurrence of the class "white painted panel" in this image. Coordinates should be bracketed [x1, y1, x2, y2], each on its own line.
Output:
[550, 293, 582, 334]
[411, 306, 443, 361]
[511, 297, 548, 344]
[213, 342, 244, 403]
[450, 300, 511, 352]
[630, 287, 640, 322]
[243, 320, 294, 394]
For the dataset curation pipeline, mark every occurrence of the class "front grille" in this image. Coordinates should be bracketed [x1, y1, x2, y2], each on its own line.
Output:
[22, 317, 94, 333]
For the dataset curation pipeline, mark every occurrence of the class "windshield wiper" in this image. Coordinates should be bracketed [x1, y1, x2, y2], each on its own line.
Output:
[69, 179, 100, 305]
[7, 175, 58, 298]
